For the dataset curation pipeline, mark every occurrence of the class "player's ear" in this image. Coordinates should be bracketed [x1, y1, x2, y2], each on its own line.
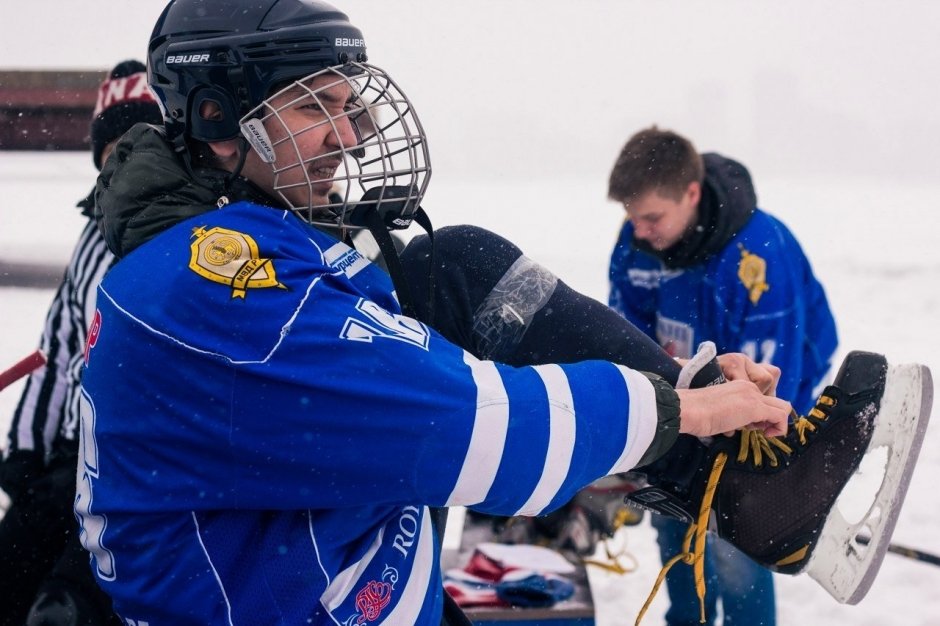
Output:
[686, 181, 701, 206]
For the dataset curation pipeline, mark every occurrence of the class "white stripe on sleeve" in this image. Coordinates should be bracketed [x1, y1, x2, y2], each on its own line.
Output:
[514, 364, 576, 516]
[607, 366, 659, 474]
[445, 352, 510, 506]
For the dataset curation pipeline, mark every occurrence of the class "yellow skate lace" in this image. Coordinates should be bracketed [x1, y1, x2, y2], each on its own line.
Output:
[583, 508, 640, 575]
[738, 395, 836, 466]
[634, 393, 837, 625]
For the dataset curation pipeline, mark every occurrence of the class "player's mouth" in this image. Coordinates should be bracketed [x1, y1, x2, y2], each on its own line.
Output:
[308, 160, 340, 183]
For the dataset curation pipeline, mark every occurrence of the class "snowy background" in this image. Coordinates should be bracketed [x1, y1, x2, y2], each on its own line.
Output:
[1, 1, 939, 625]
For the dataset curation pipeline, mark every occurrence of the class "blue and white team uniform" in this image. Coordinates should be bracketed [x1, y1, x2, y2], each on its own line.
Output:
[608, 152, 838, 626]
[78, 202, 663, 625]
[608, 154, 838, 413]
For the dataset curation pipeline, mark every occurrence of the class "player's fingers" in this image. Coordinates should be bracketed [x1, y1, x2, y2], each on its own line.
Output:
[757, 395, 791, 436]
[718, 353, 781, 397]
[750, 419, 788, 438]
[716, 353, 748, 381]
[746, 361, 781, 396]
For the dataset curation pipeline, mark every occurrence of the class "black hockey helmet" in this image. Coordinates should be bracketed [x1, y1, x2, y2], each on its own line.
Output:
[149, 0, 367, 142]
[147, 0, 430, 232]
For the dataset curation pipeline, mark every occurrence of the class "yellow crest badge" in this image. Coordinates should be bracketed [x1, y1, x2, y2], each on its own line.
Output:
[189, 226, 285, 299]
[737, 244, 770, 305]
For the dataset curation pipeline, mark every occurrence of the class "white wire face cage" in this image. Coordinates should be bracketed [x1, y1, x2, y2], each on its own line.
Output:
[238, 62, 431, 230]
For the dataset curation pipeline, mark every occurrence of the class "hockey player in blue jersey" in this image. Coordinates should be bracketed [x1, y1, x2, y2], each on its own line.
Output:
[607, 127, 839, 626]
[77, 1, 932, 624]
[608, 127, 837, 415]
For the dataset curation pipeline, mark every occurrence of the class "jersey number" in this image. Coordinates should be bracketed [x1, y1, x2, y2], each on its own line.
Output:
[741, 339, 777, 364]
[340, 299, 430, 350]
[75, 388, 116, 581]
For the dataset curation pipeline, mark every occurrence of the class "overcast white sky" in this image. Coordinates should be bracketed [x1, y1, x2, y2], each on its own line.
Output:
[2, 1, 939, 187]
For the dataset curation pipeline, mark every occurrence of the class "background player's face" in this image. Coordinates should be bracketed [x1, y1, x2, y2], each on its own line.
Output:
[623, 183, 700, 250]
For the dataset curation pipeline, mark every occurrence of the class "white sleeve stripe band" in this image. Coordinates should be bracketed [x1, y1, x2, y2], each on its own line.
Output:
[445, 353, 510, 506]
[608, 366, 659, 474]
[514, 364, 576, 516]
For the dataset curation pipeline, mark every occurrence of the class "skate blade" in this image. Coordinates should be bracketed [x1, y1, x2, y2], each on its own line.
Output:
[806, 363, 933, 604]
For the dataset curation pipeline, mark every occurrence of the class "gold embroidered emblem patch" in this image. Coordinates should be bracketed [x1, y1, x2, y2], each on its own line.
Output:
[189, 226, 285, 299]
[737, 244, 770, 305]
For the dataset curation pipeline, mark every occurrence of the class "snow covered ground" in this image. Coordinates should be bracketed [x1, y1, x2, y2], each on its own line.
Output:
[0, 152, 938, 625]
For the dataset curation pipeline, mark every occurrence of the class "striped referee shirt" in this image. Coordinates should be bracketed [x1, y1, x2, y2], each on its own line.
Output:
[6, 214, 114, 462]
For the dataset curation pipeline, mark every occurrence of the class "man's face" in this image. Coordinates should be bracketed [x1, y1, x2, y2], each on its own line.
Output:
[622, 183, 700, 251]
[240, 72, 360, 210]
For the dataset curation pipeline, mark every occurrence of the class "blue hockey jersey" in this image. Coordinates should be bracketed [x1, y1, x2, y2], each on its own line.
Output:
[609, 209, 837, 413]
[77, 201, 662, 625]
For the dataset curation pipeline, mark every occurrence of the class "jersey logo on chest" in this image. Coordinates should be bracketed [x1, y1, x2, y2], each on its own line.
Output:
[737, 243, 770, 305]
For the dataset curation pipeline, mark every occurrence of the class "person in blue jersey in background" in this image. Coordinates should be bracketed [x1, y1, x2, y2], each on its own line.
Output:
[76, 1, 919, 625]
[607, 126, 838, 626]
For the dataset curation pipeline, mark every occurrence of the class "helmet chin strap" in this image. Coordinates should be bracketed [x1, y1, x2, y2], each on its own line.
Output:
[168, 130, 254, 208]
[225, 137, 251, 191]
[170, 132, 197, 178]
[359, 207, 435, 323]
[353, 204, 447, 580]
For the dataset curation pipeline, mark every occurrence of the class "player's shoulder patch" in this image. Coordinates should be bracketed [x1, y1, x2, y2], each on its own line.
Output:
[188, 225, 286, 299]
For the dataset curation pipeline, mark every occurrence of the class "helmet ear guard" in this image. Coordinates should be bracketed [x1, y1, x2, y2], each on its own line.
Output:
[189, 86, 243, 142]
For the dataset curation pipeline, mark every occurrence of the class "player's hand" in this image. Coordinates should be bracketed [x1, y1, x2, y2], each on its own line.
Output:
[676, 380, 790, 438]
[716, 353, 780, 397]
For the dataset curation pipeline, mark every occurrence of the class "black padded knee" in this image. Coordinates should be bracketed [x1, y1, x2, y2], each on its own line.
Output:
[400, 225, 680, 382]
[400, 225, 510, 353]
